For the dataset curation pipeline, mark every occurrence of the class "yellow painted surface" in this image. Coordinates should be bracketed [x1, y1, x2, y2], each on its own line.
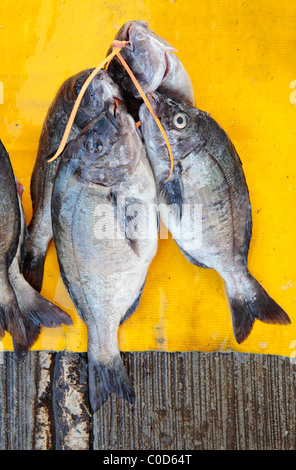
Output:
[0, 0, 295, 357]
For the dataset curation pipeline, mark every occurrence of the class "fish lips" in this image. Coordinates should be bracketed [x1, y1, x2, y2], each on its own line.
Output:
[120, 20, 175, 52]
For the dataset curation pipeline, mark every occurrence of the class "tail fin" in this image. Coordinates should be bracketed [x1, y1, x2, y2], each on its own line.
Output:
[0, 277, 27, 346]
[22, 248, 46, 293]
[9, 275, 73, 352]
[88, 353, 135, 411]
[0, 299, 27, 346]
[226, 272, 291, 344]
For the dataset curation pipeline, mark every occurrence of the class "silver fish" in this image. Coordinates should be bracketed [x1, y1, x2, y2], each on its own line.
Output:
[23, 69, 123, 293]
[51, 102, 158, 410]
[139, 92, 291, 343]
[107, 20, 195, 119]
[0, 140, 72, 351]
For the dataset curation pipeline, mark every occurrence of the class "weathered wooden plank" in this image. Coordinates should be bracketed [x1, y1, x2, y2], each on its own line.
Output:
[0, 351, 295, 450]
[0, 351, 37, 450]
[52, 352, 90, 450]
[92, 351, 296, 450]
[33, 352, 90, 450]
[33, 352, 56, 450]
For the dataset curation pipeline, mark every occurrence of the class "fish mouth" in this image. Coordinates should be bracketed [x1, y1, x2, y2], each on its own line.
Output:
[104, 99, 136, 135]
[112, 96, 125, 119]
[117, 21, 176, 96]
[122, 20, 175, 52]
[121, 20, 149, 48]
[106, 98, 129, 131]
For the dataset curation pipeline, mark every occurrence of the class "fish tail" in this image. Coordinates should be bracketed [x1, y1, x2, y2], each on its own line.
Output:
[11, 279, 73, 352]
[88, 352, 135, 411]
[22, 248, 46, 293]
[0, 289, 27, 346]
[226, 271, 291, 344]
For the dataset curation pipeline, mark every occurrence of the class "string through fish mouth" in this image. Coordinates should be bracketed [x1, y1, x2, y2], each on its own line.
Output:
[47, 40, 128, 163]
[47, 39, 174, 182]
[114, 51, 174, 182]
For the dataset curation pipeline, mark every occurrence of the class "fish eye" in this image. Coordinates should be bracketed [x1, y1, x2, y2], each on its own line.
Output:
[173, 113, 188, 129]
[84, 138, 103, 153]
[93, 139, 103, 153]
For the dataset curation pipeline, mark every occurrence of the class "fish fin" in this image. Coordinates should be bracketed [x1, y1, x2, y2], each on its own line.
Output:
[158, 162, 184, 217]
[120, 278, 146, 325]
[0, 291, 27, 346]
[12, 345, 28, 360]
[10, 277, 73, 351]
[227, 272, 291, 344]
[124, 198, 148, 257]
[22, 248, 46, 293]
[227, 135, 244, 167]
[227, 296, 256, 344]
[110, 192, 148, 258]
[88, 353, 135, 411]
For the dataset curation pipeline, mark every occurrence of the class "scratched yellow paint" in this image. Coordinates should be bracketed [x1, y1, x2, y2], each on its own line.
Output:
[0, 0, 295, 357]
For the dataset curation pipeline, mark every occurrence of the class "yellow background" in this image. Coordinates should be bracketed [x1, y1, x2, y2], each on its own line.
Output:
[0, 0, 295, 357]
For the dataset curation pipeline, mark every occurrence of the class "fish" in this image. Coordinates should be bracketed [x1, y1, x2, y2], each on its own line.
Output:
[22, 69, 123, 293]
[0, 140, 73, 351]
[107, 20, 195, 120]
[51, 101, 158, 410]
[139, 92, 291, 344]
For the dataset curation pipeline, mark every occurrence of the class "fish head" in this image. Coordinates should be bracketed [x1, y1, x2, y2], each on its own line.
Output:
[139, 92, 205, 172]
[64, 101, 142, 187]
[107, 21, 177, 98]
[73, 70, 124, 128]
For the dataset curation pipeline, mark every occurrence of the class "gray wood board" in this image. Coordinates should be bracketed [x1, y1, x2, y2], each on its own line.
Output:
[0, 351, 295, 450]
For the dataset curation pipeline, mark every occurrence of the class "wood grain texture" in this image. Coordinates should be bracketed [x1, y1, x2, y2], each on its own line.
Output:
[0, 351, 295, 450]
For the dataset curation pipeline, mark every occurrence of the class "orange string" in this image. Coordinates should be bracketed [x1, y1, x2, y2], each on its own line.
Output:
[116, 51, 174, 182]
[47, 41, 129, 163]
[47, 40, 174, 183]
